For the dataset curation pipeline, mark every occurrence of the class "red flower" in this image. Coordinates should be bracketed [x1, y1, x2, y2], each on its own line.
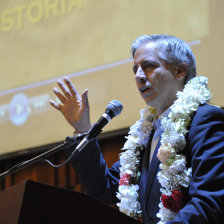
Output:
[161, 190, 184, 212]
[119, 173, 131, 186]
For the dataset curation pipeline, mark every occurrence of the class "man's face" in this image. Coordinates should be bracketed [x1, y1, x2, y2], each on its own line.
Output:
[133, 42, 184, 115]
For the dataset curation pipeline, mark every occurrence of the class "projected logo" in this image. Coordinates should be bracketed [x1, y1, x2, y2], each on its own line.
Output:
[9, 93, 29, 126]
[1, 93, 50, 126]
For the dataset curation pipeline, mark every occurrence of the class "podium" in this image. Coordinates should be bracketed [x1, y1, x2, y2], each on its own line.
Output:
[0, 180, 141, 224]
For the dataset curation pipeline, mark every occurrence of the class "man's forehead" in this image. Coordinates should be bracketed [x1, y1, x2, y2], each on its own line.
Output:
[134, 42, 159, 60]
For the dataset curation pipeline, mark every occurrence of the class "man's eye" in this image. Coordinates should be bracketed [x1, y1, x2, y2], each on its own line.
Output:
[144, 64, 156, 69]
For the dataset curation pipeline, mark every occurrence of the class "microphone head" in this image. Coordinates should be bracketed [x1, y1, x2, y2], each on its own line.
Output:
[106, 100, 123, 118]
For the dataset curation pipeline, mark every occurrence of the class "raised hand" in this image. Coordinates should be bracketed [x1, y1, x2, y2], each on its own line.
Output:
[49, 77, 91, 133]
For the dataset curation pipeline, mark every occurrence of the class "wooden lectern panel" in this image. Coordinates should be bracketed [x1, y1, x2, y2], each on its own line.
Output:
[0, 180, 141, 224]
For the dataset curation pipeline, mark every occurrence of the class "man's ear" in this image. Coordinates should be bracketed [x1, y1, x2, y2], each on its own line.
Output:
[176, 62, 188, 80]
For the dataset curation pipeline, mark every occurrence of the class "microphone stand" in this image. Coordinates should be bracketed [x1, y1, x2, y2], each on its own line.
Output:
[0, 100, 123, 181]
[0, 138, 77, 181]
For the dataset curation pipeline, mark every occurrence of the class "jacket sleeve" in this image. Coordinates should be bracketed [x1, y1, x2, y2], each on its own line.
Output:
[167, 105, 224, 223]
[65, 138, 120, 205]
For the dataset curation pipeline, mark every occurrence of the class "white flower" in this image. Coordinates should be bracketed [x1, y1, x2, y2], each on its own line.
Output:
[169, 156, 187, 173]
[122, 136, 138, 151]
[117, 185, 141, 216]
[157, 203, 177, 223]
[157, 171, 170, 189]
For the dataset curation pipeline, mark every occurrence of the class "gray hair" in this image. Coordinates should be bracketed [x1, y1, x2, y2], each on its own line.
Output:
[131, 34, 196, 85]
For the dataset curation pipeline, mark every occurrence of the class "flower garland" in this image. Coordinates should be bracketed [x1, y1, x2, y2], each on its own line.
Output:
[116, 106, 157, 218]
[116, 76, 212, 223]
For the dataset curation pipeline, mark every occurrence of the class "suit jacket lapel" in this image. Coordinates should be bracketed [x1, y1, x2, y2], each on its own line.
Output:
[140, 129, 155, 195]
[145, 137, 161, 198]
[145, 108, 171, 194]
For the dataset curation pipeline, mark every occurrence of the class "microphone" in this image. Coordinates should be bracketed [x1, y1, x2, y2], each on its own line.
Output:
[73, 100, 123, 153]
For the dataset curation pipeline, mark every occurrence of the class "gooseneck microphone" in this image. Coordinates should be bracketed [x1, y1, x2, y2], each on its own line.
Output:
[74, 100, 123, 153]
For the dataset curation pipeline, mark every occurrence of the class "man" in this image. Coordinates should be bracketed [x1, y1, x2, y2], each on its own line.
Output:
[49, 35, 224, 223]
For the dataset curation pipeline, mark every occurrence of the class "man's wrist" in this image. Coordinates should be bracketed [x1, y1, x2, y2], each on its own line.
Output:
[73, 131, 88, 141]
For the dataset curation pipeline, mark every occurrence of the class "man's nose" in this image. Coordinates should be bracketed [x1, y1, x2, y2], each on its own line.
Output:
[135, 67, 146, 84]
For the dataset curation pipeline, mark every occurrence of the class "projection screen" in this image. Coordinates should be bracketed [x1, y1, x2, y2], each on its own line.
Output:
[0, 0, 223, 156]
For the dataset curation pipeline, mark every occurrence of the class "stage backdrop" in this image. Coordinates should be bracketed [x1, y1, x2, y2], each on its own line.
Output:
[0, 0, 223, 156]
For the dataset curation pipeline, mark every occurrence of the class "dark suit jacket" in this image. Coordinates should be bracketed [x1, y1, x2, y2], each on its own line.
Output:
[69, 104, 224, 223]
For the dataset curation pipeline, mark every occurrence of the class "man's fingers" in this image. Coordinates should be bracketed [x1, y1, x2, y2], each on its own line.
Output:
[57, 79, 72, 98]
[82, 89, 89, 109]
[64, 77, 81, 99]
[53, 87, 67, 104]
[49, 99, 62, 111]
